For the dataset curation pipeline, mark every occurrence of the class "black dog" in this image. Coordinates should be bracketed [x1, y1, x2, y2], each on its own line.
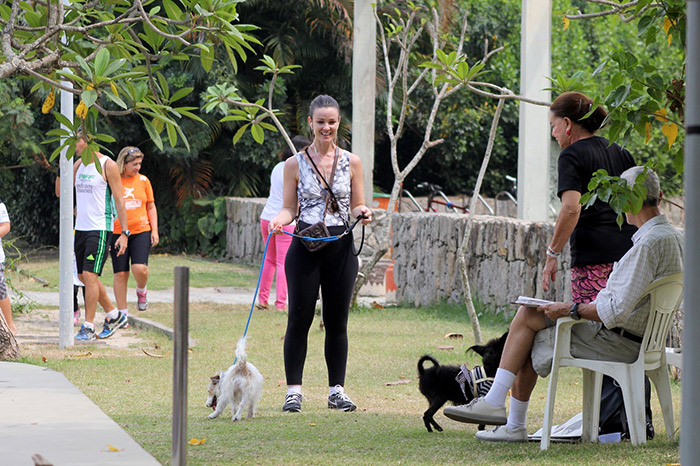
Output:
[417, 332, 508, 432]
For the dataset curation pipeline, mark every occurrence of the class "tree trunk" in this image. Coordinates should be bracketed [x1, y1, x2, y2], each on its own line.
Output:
[0, 312, 19, 360]
[456, 97, 506, 344]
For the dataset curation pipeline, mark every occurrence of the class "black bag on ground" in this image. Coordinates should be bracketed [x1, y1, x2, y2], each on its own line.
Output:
[598, 374, 654, 440]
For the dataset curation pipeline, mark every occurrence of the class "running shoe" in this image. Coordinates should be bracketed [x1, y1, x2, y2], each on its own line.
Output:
[328, 386, 357, 412]
[75, 324, 96, 341]
[283, 393, 303, 413]
[136, 290, 149, 311]
[97, 312, 128, 339]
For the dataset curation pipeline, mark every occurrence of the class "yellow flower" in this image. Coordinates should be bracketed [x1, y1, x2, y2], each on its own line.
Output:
[42, 89, 55, 114]
[76, 101, 88, 119]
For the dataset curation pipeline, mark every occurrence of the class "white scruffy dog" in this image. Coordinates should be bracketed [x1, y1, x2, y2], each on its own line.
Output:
[205, 337, 264, 421]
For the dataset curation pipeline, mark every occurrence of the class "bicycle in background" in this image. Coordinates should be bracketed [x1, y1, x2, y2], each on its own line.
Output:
[399, 182, 495, 215]
[495, 175, 558, 217]
[495, 175, 518, 216]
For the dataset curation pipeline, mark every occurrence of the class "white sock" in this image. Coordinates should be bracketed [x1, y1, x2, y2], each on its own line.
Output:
[287, 386, 302, 396]
[506, 397, 529, 430]
[329, 385, 344, 396]
[82, 321, 95, 330]
[118, 308, 128, 318]
[106, 309, 120, 321]
[137, 287, 147, 293]
[484, 368, 516, 407]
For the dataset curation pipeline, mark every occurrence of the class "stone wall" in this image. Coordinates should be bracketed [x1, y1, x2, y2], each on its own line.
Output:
[226, 197, 572, 311]
[391, 213, 571, 311]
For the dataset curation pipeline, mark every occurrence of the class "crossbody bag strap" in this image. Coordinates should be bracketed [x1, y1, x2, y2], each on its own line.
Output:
[304, 147, 340, 221]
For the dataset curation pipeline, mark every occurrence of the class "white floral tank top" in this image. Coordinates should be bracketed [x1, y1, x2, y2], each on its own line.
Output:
[296, 150, 351, 226]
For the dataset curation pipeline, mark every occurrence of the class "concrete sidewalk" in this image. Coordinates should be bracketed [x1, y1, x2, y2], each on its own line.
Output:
[0, 361, 161, 466]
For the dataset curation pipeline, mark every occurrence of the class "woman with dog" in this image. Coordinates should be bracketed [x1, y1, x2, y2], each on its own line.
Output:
[110, 146, 159, 319]
[268, 94, 372, 413]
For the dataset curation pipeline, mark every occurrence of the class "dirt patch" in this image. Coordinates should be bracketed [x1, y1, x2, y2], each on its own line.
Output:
[13, 308, 146, 352]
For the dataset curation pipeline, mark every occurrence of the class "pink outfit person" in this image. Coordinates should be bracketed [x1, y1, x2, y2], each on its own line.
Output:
[258, 136, 310, 311]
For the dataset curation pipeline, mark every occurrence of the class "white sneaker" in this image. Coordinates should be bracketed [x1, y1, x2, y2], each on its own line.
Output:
[443, 397, 507, 425]
[475, 425, 528, 442]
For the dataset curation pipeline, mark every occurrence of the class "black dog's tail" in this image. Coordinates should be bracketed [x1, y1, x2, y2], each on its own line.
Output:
[418, 355, 440, 376]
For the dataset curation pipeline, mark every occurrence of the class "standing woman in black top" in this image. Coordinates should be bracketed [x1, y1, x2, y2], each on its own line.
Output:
[269, 95, 372, 413]
[543, 91, 636, 303]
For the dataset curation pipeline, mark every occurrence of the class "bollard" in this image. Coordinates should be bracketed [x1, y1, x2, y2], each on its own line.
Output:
[172, 267, 189, 466]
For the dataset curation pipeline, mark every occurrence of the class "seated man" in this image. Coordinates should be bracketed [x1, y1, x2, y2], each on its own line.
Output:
[444, 166, 683, 442]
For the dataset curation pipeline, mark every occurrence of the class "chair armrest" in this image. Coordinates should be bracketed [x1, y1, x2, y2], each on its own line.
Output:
[553, 317, 590, 359]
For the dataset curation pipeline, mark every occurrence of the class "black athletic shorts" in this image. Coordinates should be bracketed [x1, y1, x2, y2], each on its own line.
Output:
[74, 230, 112, 276]
[110, 230, 151, 273]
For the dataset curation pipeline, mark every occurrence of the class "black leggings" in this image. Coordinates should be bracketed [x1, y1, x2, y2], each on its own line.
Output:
[284, 224, 358, 387]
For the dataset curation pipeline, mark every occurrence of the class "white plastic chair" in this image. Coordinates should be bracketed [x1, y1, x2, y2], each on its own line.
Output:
[540, 272, 683, 450]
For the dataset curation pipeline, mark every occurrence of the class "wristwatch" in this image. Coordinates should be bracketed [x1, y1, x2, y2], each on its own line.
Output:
[569, 302, 581, 320]
[121, 230, 131, 237]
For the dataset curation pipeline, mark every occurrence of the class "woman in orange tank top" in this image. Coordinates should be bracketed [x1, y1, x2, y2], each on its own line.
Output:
[110, 146, 159, 319]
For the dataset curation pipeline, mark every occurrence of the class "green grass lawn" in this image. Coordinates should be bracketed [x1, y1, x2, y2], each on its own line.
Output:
[18, 303, 681, 465]
[7, 250, 259, 292]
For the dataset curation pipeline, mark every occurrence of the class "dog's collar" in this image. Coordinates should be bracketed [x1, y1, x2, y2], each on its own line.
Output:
[456, 364, 494, 400]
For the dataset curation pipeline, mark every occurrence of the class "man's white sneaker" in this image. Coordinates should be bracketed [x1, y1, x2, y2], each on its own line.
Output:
[443, 396, 507, 425]
[475, 425, 528, 442]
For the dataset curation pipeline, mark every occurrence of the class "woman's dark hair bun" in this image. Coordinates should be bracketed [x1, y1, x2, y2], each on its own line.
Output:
[550, 91, 607, 133]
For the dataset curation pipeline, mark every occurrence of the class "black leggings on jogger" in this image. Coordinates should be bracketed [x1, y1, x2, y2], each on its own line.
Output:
[283, 223, 358, 387]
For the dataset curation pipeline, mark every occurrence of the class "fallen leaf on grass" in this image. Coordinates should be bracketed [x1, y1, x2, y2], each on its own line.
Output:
[384, 380, 412, 386]
[437, 345, 454, 350]
[444, 333, 463, 339]
[189, 438, 206, 446]
[106, 445, 123, 452]
[371, 301, 384, 309]
[71, 352, 92, 358]
[308, 423, 316, 427]
[42, 357, 47, 363]
[141, 348, 165, 358]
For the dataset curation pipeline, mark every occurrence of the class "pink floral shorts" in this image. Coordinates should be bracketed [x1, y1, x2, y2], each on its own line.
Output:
[570, 263, 614, 304]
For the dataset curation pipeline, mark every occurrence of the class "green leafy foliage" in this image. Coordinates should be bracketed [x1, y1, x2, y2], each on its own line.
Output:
[552, 0, 686, 204]
[1, 0, 260, 157]
[581, 168, 650, 227]
[160, 195, 229, 258]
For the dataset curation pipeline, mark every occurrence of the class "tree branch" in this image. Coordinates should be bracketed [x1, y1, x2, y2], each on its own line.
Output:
[134, 0, 191, 46]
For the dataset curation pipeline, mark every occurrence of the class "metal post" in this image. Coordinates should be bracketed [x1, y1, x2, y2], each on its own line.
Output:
[172, 267, 189, 466]
[681, 1, 700, 463]
[58, 0, 74, 348]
